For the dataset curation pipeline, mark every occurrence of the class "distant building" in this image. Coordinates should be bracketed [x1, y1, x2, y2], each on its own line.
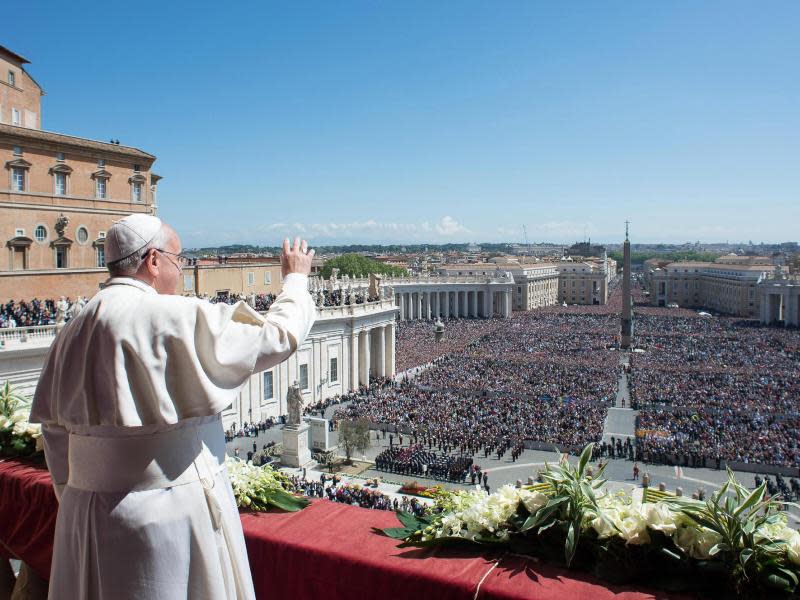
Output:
[566, 241, 605, 257]
[647, 261, 771, 317]
[556, 259, 610, 306]
[758, 269, 800, 327]
[177, 260, 284, 300]
[0, 45, 160, 300]
[438, 260, 556, 311]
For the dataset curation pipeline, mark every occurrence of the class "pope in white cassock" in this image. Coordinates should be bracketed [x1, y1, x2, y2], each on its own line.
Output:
[31, 214, 317, 599]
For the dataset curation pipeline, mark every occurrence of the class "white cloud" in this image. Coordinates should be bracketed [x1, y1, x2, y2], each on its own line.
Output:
[183, 216, 479, 246]
[435, 216, 470, 236]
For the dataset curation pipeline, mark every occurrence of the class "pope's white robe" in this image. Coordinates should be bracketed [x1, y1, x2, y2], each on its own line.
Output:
[30, 274, 316, 600]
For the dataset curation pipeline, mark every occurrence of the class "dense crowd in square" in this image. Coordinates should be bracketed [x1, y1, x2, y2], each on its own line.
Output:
[630, 313, 800, 468]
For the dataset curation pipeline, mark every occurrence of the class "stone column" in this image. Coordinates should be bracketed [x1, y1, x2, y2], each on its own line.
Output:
[471, 290, 478, 317]
[453, 291, 459, 318]
[487, 289, 494, 317]
[461, 290, 468, 316]
[359, 329, 371, 386]
[384, 323, 395, 377]
[375, 326, 386, 377]
[406, 293, 412, 320]
[433, 290, 440, 318]
[425, 292, 432, 320]
[350, 332, 359, 391]
[417, 292, 423, 320]
[505, 291, 512, 317]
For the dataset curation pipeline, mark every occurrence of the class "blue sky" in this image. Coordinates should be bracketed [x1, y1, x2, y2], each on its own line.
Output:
[10, 1, 799, 246]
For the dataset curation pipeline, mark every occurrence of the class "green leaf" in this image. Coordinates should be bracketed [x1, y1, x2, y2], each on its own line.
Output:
[267, 491, 310, 512]
[739, 548, 754, 568]
[733, 483, 766, 518]
[775, 567, 799, 587]
[383, 527, 415, 540]
[577, 443, 593, 477]
[395, 510, 423, 531]
[764, 573, 793, 592]
[565, 520, 577, 566]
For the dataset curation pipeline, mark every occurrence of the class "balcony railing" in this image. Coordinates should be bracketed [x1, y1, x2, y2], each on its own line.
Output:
[0, 325, 58, 346]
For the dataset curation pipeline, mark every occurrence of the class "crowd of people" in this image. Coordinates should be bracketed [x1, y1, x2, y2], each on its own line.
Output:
[207, 292, 276, 312]
[285, 473, 430, 515]
[337, 309, 622, 469]
[631, 314, 800, 468]
[374, 445, 473, 482]
[394, 318, 504, 372]
[1, 297, 86, 327]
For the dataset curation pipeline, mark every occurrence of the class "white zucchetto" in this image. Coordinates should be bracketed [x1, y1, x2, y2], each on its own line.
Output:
[105, 214, 163, 263]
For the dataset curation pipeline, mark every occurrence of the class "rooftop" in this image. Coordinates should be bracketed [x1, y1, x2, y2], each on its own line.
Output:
[0, 123, 156, 161]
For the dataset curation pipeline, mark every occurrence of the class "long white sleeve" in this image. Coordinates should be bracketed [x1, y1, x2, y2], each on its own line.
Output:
[31, 274, 317, 428]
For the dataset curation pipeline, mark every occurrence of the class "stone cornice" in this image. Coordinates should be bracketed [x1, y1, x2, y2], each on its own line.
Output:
[5, 158, 32, 170]
[91, 169, 112, 180]
[6, 236, 33, 248]
[49, 236, 73, 248]
[48, 163, 73, 175]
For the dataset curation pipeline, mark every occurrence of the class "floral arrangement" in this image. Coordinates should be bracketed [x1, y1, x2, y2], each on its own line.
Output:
[225, 456, 309, 512]
[384, 444, 800, 599]
[398, 481, 445, 498]
[0, 381, 43, 458]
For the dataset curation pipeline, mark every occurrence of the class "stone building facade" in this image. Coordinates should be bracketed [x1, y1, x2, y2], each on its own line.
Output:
[556, 260, 610, 305]
[226, 297, 396, 428]
[647, 262, 770, 317]
[0, 45, 160, 300]
[758, 270, 800, 327]
[177, 261, 285, 299]
[437, 261, 558, 312]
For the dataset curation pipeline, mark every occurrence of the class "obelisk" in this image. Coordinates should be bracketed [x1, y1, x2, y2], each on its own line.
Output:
[620, 221, 633, 349]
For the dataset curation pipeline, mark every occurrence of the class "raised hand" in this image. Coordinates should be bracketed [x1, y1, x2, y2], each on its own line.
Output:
[281, 237, 314, 278]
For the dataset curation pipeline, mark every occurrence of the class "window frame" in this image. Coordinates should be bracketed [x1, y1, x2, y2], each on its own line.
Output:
[54, 171, 67, 196]
[11, 167, 25, 192]
[329, 357, 338, 383]
[263, 371, 274, 402]
[7, 71, 15, 86]
[298, 363, 309, 391]
[96, 178, 107, 199]
[96, 244, 106, 267]
[55, 246, 69, 269]
[34, 225, 48, 244]
[76, 226, 90, 245]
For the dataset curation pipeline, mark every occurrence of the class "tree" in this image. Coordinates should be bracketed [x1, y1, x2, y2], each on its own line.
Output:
[320, 254, 407, 279]
[338, 418, 371, 464]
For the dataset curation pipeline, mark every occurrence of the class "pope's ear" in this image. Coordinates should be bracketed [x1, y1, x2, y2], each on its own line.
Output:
[143, 249, 158, 275]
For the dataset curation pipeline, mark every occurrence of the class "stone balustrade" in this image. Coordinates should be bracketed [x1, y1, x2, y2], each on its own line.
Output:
[0, 325, 57, 347]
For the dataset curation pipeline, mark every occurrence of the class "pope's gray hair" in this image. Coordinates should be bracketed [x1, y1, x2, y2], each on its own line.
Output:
[106, 225, 173, 276]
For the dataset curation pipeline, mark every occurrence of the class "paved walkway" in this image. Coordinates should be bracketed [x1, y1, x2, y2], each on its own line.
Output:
[602, 353, 637, 442]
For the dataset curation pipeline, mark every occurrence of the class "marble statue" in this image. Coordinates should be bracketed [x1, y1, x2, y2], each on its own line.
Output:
[55, 297, 69, 325]
[286, 383, 303, 426]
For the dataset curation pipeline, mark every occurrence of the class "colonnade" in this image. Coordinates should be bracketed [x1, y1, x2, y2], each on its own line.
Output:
[761, 289, 800, 327]
[394, 288, 512, 320]
[349, 322, 396, 389]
